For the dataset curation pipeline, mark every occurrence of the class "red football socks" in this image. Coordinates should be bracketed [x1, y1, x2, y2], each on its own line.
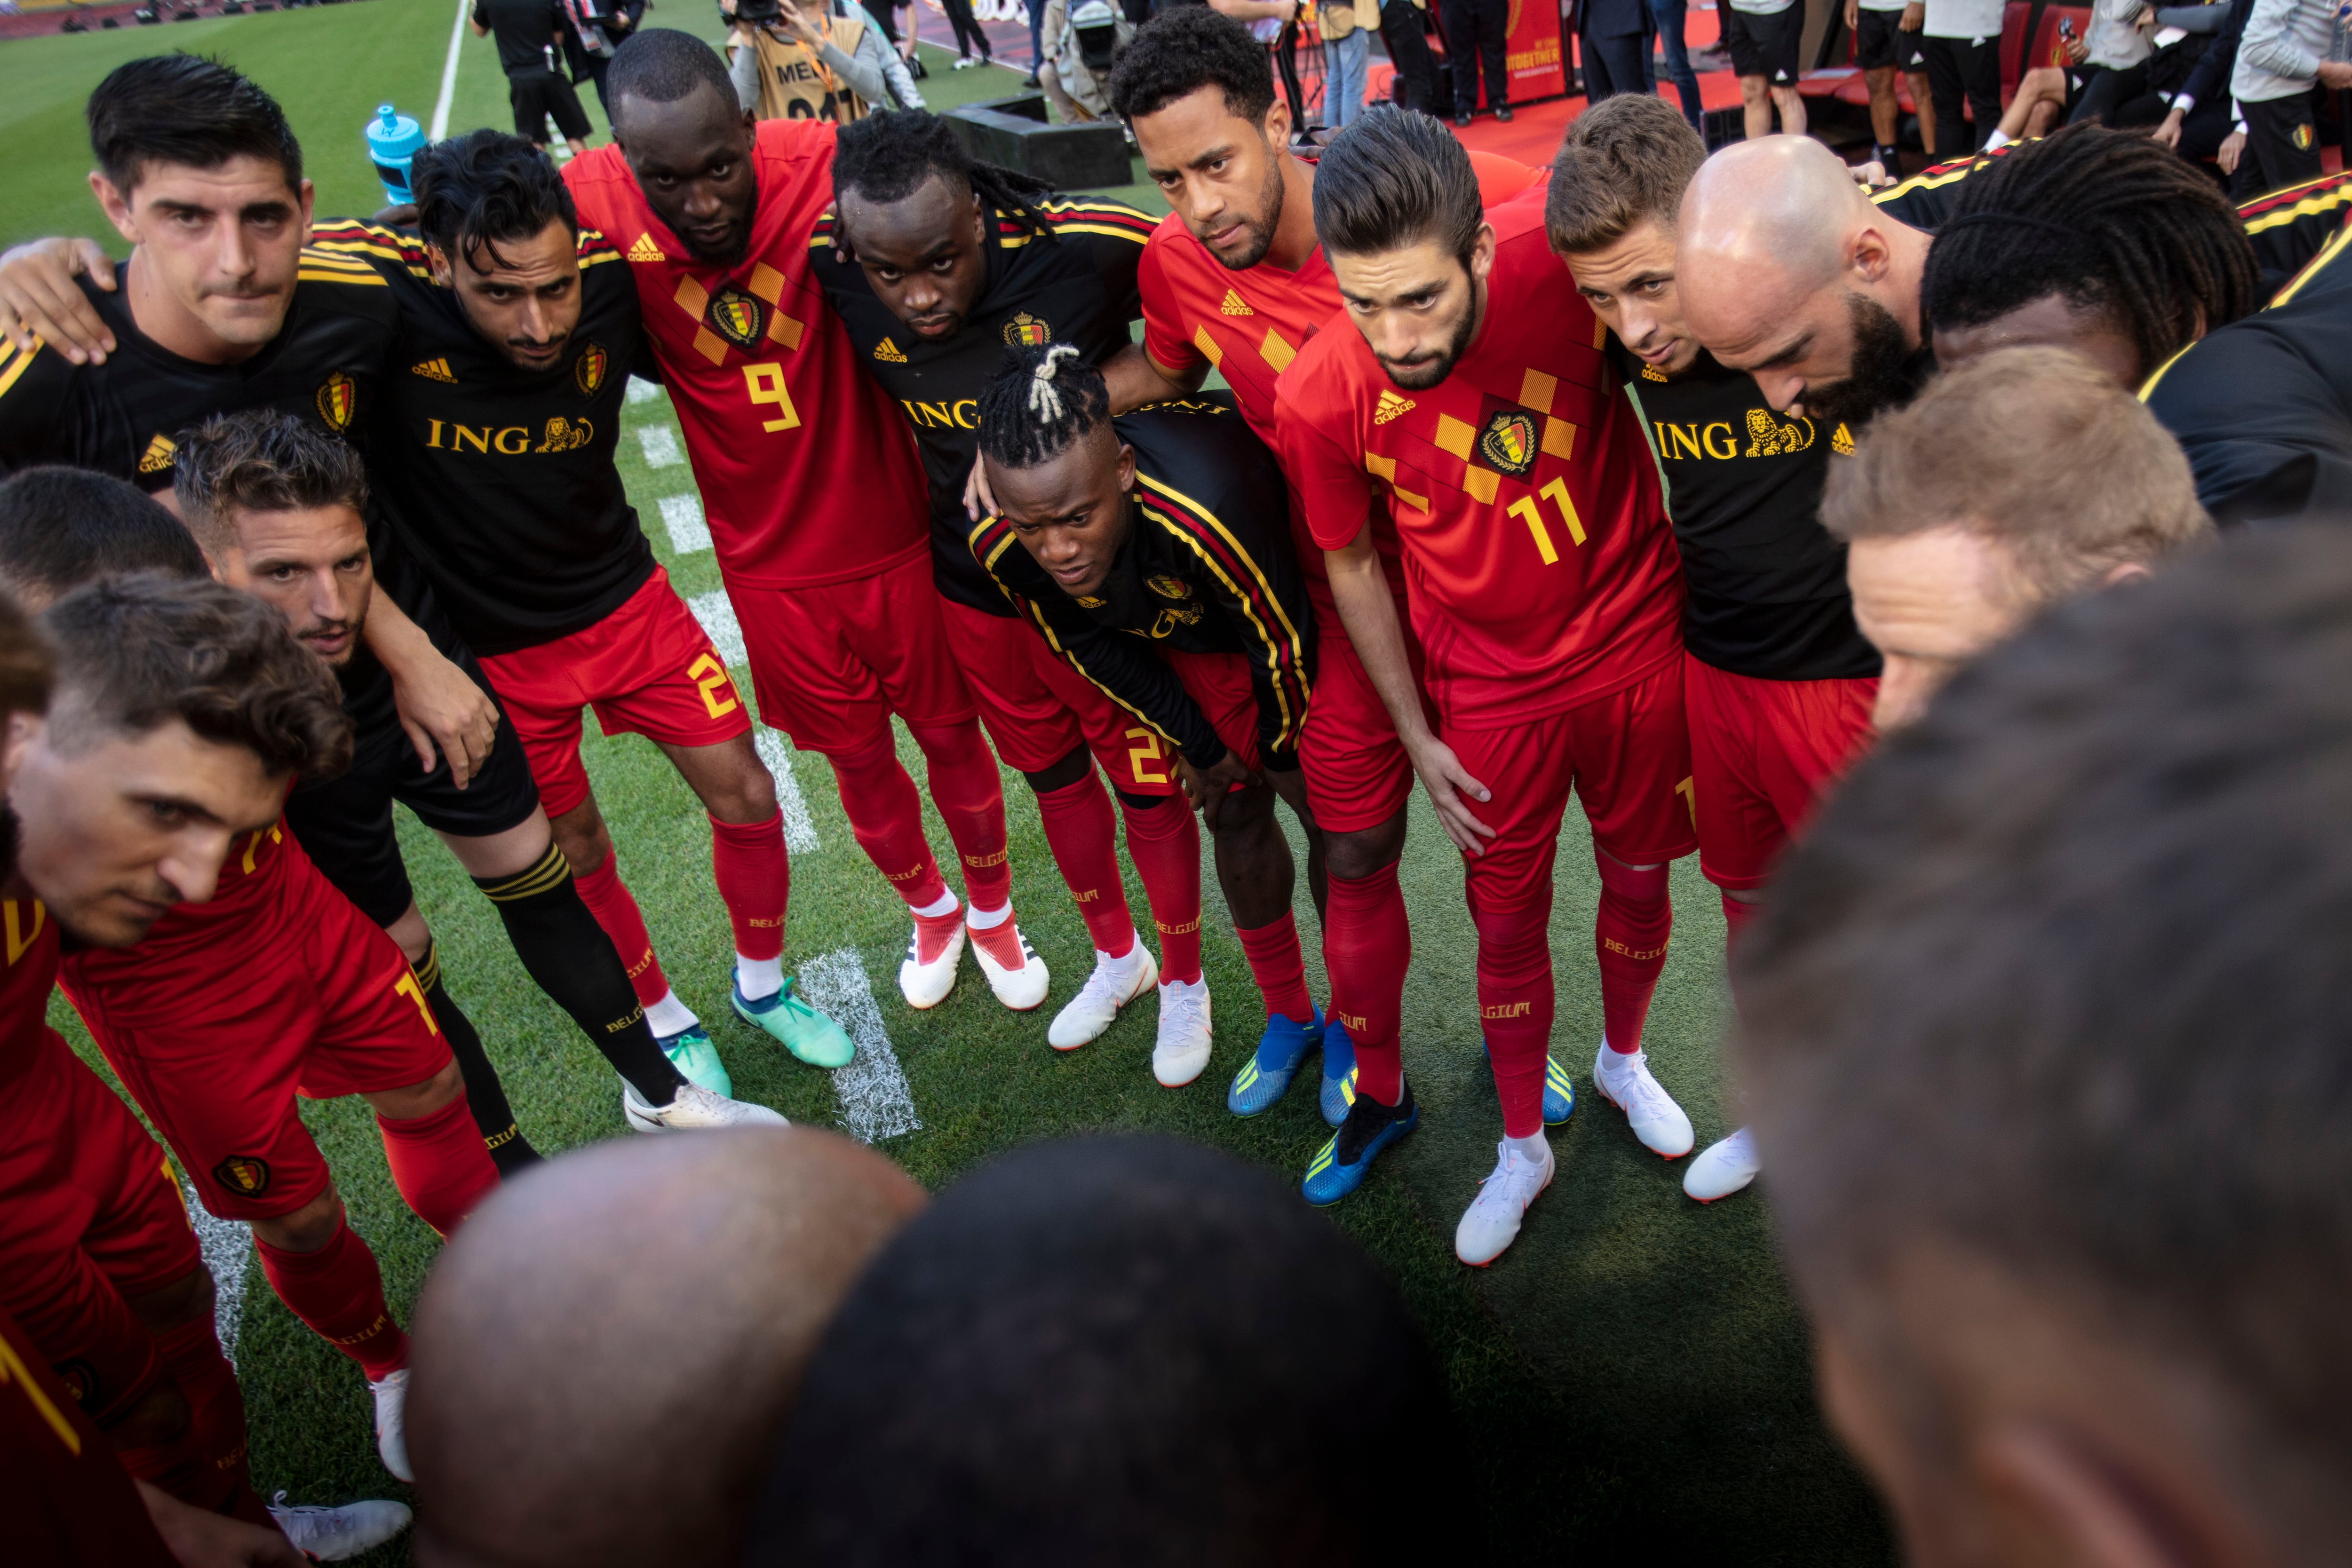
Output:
[828, 730, 952, 911]
[377, 1095, 498, 1239]
[1595, 851, 1674, 1056]
[708, 810, 789, 961]
[254, 1220, 408, 1381]
[1034, 775, 1137, 957]
[1235, 911, 1314, 1023]
[573, 854, 670, 1009]
[151, 1312, 253, 1497]
[1326, 862, 1410, 1106]
[114, 1427, 240, 1513]
[1119, 795, 1202, 985]
[1470, 895, 1554, 1139]
[909, 719, 1013, 913]
[1720, 888, 1760, 955]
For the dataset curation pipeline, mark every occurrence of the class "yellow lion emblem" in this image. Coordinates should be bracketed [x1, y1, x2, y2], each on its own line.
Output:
[534, 416, 596, 453]
[1742, 408, 1814, 458]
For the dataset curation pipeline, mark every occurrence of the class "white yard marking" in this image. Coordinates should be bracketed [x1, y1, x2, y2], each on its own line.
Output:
[626, 378, 664, 405]
[754, 728, 821, 855]
[429, 0, 469, 142]
[638, 425, 684, 468]
[657, 494, 711, 555]
[796, 949, 922, 1143]
[184, 1185, 252, 1367]
[686, 589, 745, 666]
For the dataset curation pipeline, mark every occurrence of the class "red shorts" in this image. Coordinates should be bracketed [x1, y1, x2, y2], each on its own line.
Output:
[477, 564, 753, 819]
[1445, 654, 1698, 913]
[1298, 619, 1430, 835]
[730, 554, 977, 756]
[939, 597, 1178, 795]
[1166, 649, 1265, 779]
[1684, 653, 1877, 890]
[0, 1031, 198, 1423]
[64, 838, 453, 1223]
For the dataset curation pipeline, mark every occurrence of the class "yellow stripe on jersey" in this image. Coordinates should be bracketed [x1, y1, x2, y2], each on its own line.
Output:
[1135, 473, 1312, 750]
[2267, 221, 2352, 308]
[296, 269, 389, 286]
[1870, 159, 1977, 208]
[0, 338, 40, 402]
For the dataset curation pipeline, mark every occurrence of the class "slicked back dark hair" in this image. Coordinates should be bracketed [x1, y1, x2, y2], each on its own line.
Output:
[1107, 5, 1276, 125]
[1922, 122, 2260, 381]
[834, 110, 1057, 244]
[1546, 91, 1706, 255]
[0, 467, 206, 611]
[87, 53, 303, 197]
[977, 343, 1111, 470]
[172, 411, 370, 561]
[43, 573, 352, 781]
[413, 128, 579, 274]
[748, 1135, 1453, 1567]
[1312, 107, 1482, 265]
[607, 28, 737, 119]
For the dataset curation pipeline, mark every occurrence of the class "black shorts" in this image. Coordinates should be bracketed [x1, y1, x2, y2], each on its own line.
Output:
[284, 650, 542, 928]
[1721, 2, 1803, 84]
[509, 67, 593, 142]
[1853, 7, 1926, 71]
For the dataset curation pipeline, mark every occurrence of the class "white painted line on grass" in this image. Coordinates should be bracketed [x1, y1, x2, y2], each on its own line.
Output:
[626, 378, 664, 405]
[429, 0, 469, 142]
[658, 494, 711, 554]
[687, 589, 744, 666]
[796, 948, 922, 1143]
[638, 425, 683, 467]
[183, 1184, 251, 1368]
[754, 728, 821, 855]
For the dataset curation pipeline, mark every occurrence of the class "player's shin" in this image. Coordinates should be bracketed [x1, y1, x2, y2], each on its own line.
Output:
[707, 809, 789, 997]
[828, 729, 954, 911]
[413, 941, 538, 1174]
[1326, 861, 1410, 1105]
[571, 851, 675, 1011]
[1719, 887, 1760, 954]
[1593, 850, 1673, 1055]
[1035, 773, 1139, 956]
[908, 718, 1013, 914]
[150, 1311, 256, 1503]
[1470, 896, 1556, 1141]
[1235, 911, 1315, 1023]
[1118, 792, 1203, 984]
[254, 1221, 409, 1380]
[376, 1095, 498, 1238]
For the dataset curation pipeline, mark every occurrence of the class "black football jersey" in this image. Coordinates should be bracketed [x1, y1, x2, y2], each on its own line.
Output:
[813, 194, 1156, 612]
[312, 220, 657, 656]
[968, 400, 1315, 770]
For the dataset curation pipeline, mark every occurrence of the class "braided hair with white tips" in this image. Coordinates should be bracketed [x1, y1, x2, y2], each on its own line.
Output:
[977, 343, 1111, 470]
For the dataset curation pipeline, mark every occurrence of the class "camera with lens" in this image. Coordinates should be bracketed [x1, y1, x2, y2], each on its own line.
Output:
[729, 0, 784, 23]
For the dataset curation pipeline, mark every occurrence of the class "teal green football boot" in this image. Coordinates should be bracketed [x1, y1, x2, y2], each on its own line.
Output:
[733, 976, 856, 1068]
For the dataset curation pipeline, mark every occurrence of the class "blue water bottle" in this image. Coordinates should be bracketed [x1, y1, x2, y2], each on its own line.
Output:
[365, 103, 426, 206]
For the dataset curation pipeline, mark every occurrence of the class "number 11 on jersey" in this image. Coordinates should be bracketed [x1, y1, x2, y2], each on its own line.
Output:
[1507, 478, 1587, 564]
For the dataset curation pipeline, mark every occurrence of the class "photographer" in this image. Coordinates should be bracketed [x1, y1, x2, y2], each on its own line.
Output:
[473, 0, 595, 153]
[726, 0, 925, 119]
[1038, 0, 1132, 120]
[559, 0, 648, 120]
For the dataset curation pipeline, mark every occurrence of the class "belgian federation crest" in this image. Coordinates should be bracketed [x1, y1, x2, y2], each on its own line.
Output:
[1478, 409, 1538, 477]
[575, 341, 609, 396]
[1146, 573, 1192, 600]
[1003, 311, 1052, 347]
[213, 1155, 272, 1197]
[707, 288, 767, 352]
[2294, 121, 2317, 151]
[315, 372, 357, 432]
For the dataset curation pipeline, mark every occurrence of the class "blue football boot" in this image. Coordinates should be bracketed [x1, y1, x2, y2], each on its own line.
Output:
[1226, 1005, 1326, 1117]
[1481, 1038, 1576, 1126]
[1302, 1081, 1419, 1207]
[1317, 1018, 1359, 1127]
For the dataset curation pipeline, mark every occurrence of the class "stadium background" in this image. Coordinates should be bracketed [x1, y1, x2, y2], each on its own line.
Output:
[0, 7, 1890, 1558]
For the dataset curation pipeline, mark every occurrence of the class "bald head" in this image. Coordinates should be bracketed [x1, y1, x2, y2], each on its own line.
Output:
[408, 1129, 925, 1568]
[1676, 135, 1935, 424]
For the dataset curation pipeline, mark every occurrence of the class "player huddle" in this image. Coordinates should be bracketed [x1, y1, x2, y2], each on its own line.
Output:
[0, 0, 2341, 1550]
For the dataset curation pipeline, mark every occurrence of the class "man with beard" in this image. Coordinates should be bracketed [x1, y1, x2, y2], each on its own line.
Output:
[1111, 7, 1567, 1137]
[566, 30, 1029, 1020]
[1273, 110, 1690, 1255]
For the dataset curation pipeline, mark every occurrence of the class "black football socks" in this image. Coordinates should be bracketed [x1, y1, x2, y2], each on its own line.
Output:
[413, 940, 540, 1175]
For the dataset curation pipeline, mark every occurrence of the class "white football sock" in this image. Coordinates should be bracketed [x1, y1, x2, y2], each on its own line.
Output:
[966, 900, 1011, 930]
[912, 889, 959, 920]
[646, 989, 698, 1037]
[1983, 127, 2012, 150]
[737, 955, 783, 1001]
[1506, 1130, 1552, 1165]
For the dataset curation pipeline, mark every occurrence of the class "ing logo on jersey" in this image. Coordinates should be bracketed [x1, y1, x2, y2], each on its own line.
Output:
[1150, 603, 1205, 637]
[1373, 390, 1415, 424]
[1146, 574, 1192, 600]
[575, 341, 609, 395]
[1478, 409, 1539, 477]
[1003, 311, 1052, 347]
[316, 372, 358, 432]
[534, 417, 595, 453]
[212, 1155, 272, 1197]
[1742, 409, 1814, 457]
[137, 433, 177, 475]
[707, 288, 768, 353]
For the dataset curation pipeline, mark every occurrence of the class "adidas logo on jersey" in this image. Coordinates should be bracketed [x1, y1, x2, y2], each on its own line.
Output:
[1374, 391, 1415, 424]
[411, 358, 457, 383]
[626, 233, 666, 263]
[1219, 289, 1254, 317]
[137, 433, 176, 475]
[874, 337, 908, 363]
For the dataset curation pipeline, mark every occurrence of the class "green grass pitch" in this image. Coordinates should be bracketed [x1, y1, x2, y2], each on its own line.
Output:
[0, 8, 1891, 1558]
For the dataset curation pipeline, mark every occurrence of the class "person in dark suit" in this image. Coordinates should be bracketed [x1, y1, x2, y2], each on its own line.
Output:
[1579, 0, 1656, 103]
[1444, 0, 1513, 122]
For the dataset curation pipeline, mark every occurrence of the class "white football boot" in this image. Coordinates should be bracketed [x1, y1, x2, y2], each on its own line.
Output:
[899, 910, 966, 1009]
[1685, 1125, 1761, 1201]
[622, 1081, 789, 1132]
[1048, 943, 1158, 1049]
[268, 1493, 413, 1561]
[1592, 1044, 1696, 1158]
[368, 1368, 412, 1482]
[968, 915, 1050, 1010]
[1454, 1139, 1556, 1266]
[1152, 976, 1214, 1087]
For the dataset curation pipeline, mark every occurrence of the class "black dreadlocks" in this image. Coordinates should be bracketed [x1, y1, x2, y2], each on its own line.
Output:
[833, 110, 1059, 242]
[1922, 122, 2261, 380]
[977, 343, 1110, 470]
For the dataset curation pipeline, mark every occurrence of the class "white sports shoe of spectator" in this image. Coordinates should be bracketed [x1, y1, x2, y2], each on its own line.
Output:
[622, 1081, 790, 1132]
[1592, 1044, 1696, 1158]
[1454, 1139, 1555, 1266]
[268, 1492, 413, 1561]
[369, 1367, 412, 1482]
[1685, 1125, 1761, 1201]
[1048, 943, 1158, 1049]
[1152, 975, 1214, 1086]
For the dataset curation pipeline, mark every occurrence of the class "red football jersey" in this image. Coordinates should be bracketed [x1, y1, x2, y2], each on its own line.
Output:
[0, 1302, 177, 1568]
[564, 121, 928, 590]
[0, 891, 58, 1085]
[59, 823, 299, 1032]
[1139, 152, 1546, 597]
[1273, 195, 1682, 732]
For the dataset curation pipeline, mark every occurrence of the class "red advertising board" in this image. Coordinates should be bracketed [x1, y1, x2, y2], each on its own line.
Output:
[1504, 0, 1569, 101]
